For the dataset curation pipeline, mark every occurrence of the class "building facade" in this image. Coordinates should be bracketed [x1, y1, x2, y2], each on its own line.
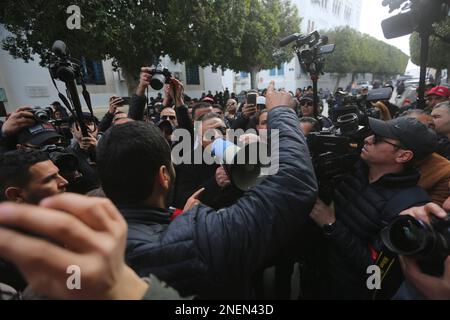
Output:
[223, 0, 363, 94]
[0, 25, 224, 114]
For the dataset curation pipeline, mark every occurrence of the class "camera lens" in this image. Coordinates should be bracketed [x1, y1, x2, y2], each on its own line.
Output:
[150, 74, 166, 90]
[35, 110, 50, 122]
[381, 215, 431, 256]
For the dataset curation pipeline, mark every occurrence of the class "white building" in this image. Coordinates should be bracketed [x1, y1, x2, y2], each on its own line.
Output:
[0, 25, 224, 114]
[223, 0, 363, 94]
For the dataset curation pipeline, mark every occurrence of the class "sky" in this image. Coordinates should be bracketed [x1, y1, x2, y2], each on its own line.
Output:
[359, 0, 419, 72]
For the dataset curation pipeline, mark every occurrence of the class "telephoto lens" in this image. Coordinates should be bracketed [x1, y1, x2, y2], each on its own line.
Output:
[381, 214, 450, 276]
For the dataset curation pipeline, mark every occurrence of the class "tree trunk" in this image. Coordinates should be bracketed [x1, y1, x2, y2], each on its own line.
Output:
[435, 68, 442, 85]
[351, 73, 357, 82]
[250, 68, 259, 90]
[122, 68, 140, 97]
[335, 73, 345, 91]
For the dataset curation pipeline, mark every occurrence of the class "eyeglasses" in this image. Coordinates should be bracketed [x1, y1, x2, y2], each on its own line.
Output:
[300, 101, 313, 107]
[161, 115, 176, 121]
[226, 103, 236, 106]
[373, 134, 404, 149]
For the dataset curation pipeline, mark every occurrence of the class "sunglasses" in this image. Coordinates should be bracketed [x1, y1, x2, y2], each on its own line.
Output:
[161, 115, 176, 121]
[373, 134, 404, 149]
[300, 101, 313, 107]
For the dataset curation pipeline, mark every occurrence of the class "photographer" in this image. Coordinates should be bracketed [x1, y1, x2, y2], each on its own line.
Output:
[67, 113, 101, 194]
[397, 200, 450, 300]
[95, 82, 317, 298]
[0, 107, 36, 153]
[306, 116, 438, 299]
[129, 67, 192, 137]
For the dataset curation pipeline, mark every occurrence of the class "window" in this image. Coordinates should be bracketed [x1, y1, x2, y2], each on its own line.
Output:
[240, 71, 249, 78]
[269, 64, 285, 77]
[186, 64, 200, 85]
[277, 64, 284, 76]
[78, 57, 105, 85]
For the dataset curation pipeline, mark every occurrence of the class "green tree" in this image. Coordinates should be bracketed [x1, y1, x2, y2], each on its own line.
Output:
[0, 0, 250, 94]
[410, 17, 450, 83]
[222, 0, 301, 89]
[323, 26, 408, 90]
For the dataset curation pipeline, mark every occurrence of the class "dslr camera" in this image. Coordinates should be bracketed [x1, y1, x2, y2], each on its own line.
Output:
[149, 63, 172, 90]
[381, 214, 450, 276]
[30, 106, 54, 122]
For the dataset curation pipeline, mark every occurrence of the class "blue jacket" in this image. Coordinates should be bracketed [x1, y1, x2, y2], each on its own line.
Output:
[121, 107, 318, 298]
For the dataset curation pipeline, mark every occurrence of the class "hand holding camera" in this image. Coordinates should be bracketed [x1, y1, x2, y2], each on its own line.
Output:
[395, 203, 450, 299]
[1, 106, 36, 137]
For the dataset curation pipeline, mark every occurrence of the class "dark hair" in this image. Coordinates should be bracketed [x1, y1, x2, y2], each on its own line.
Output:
[256, 109, 268, 125]
[96, 121, 172, 205]
[212, 104, 224, 112]
[0, 149, 49, 201]
[197, 112, 221, 123]
[192, 102, 212, 120]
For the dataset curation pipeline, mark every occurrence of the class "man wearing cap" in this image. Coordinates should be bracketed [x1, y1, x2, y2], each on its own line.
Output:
[306, 116, 437, 299]
[426, 86, 450, 111]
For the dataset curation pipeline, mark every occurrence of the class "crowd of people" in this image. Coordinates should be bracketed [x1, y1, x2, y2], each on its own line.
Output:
[0, 66, 449, 300]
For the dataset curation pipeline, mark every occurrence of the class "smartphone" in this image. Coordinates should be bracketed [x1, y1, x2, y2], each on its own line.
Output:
[119, 97, 131, 106]
[247, 92, 258, 106]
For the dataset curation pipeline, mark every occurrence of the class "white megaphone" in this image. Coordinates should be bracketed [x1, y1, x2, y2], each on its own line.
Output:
[211, 138, 266, 191]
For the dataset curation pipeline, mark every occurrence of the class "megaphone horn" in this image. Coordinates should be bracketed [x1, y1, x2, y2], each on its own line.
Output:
[211, 138, 266, 191]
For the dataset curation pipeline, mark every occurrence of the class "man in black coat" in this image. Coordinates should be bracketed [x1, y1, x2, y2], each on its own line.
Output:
[306, 117, 438, 299]
[96, 82, 318, 298]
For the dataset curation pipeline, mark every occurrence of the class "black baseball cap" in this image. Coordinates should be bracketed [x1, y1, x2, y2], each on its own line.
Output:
[368, 117, 437, 160]
[17, 123, 62, 147]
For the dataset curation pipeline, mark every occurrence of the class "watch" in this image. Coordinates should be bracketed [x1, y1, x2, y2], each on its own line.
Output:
[322, 222, 337, 236]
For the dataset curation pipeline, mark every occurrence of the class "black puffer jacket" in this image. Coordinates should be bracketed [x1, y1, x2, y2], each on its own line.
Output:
[312, 161, 430, 299]
[121, 107, 318, 299]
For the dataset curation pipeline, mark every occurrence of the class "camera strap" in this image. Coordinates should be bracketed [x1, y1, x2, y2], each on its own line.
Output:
[49, 69, 95, 130]
[49, 70, 78, 120]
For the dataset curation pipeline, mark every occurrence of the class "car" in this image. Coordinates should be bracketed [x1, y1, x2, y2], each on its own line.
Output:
[356, 80, 373, 90]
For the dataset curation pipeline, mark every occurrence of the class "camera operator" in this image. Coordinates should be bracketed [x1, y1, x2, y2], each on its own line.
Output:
[66, 113, 101, 194]
[95, 81, 318, 298]
[306, 116, 438, 299]
[298, 94, 332, 131]
[396, 199, 450, 300]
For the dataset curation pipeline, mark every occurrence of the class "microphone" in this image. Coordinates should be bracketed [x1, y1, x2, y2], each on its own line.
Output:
[279, 33, 300, 47]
